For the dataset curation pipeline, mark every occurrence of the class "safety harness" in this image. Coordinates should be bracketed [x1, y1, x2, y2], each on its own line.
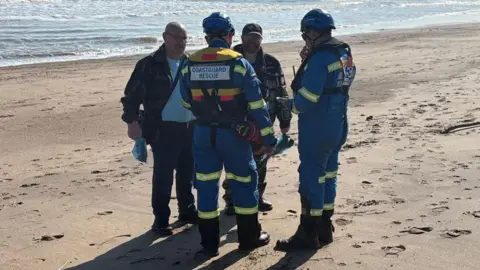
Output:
[291, 37, 355, 146]
[187, 47, 261, 147]
[291, 37, 353, 98]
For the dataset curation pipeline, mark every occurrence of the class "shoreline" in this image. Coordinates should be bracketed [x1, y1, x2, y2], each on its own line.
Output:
[1, 21, 478, 70]
[1, 22, 479, 270]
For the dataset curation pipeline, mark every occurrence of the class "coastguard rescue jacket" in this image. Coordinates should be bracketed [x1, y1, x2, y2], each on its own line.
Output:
[179, 40, 277, 147]
[289, 37, 356, 114]
[233, 44, 292, 129]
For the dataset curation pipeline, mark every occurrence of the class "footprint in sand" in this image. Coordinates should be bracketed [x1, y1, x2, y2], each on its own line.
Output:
[361, 181, 373, 188]
[441, 229, 472, 238]
[346, 157, 357, 164]
[34, 234, 65, 242]
[354, 200, 387, 209]
[97, 211, 113, 216]
[464, 211, 480, 218]
[381, 245, 406, 256]
[20, 183, 39, 188]
[335, 218, 353, 226]
[391, 198, 406, 205]
[432, 206, 449, 214]
[399, 226, 433, 235]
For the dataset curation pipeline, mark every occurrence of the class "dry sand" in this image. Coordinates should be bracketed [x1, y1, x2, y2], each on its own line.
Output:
[1, 23, 479, 270]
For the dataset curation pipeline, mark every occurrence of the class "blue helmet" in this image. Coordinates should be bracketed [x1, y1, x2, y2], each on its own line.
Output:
[301, 9, 335, 32]
[202, 12, 235, 36]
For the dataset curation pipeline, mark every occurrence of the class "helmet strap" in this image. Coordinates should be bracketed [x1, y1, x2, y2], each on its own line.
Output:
[303, 29, 331, 49]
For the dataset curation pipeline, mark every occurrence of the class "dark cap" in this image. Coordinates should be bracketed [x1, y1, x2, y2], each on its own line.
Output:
[242, 23, 263, 37]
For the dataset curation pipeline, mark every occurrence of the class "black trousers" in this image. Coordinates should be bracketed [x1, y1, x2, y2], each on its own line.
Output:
[150, 121, 196, 228]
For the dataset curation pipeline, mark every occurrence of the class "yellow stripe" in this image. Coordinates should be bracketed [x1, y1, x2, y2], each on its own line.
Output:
[248, 99, 266, 110]
[303, 208, 323, 216]
[226, 172, 251, 183]
[325, 171, 338, 179]
[298, 87, 320, 103]
[310, 209, 323, 216]
[181, 98, 191, 108]
[328, 61, 343, 73]
[260, 126, 274, 136]
[198, 209, 220, 219]
[191, 88, 241, 97]
[234, 206, 258, 215]
[234, 65, 247, 76]
[319, 176, 326, 184]
[323, 203, 334, 211]
[196, 171, 221, 181]
[181, 66, 189, 75]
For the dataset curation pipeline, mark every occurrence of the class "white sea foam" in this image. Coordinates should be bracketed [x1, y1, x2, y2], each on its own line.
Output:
[1, 0, 480, 67]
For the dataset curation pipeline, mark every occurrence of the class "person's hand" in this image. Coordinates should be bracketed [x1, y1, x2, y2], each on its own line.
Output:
[127, 121, 142, 140]
[300, 46, 310, 61]
[281, 127, 290, 134]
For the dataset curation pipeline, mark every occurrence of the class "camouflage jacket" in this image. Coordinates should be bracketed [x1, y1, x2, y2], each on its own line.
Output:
[233, 44, 292, 129]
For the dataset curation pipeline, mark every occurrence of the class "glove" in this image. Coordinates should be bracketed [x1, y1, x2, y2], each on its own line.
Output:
[131, 137, 148, 163]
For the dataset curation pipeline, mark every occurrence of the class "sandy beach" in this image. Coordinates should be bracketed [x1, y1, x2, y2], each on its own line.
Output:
[1, 23, 479, 270]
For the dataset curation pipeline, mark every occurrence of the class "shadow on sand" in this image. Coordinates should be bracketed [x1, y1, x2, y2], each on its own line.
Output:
[66, 213, 249, 270]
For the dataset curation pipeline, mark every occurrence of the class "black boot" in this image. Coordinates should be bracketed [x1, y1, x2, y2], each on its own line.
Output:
[236, 213, 270, 252]
[259, 197, 273, 211]
[222, 180, 236, 216]
[151, 217, 173, 237]
[197, 217, 220, 257]
[318, 210, 334, 244]
[274, 215, 322, 252]
[257, 163, 273, 212]
[224, 203, 236, 216]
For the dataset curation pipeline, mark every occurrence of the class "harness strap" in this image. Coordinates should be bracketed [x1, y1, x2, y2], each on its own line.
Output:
[199, 87, 220, 148]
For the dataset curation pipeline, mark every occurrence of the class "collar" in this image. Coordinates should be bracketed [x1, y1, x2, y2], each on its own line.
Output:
[152, 44, 188, 63]
[209, 39, 231, 48]
[233, 44, 266, 67]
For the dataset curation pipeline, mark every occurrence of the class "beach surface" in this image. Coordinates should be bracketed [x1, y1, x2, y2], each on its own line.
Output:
[1, 23, 479, 270]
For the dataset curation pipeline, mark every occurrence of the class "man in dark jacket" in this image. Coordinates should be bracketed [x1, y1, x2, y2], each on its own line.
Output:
[222, 23, 292, 215]
[120, 22, 197, 236]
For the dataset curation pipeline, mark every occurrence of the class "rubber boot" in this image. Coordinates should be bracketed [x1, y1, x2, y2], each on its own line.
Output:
[222, 180, 236, 216]
[257, 161, 273, 212]
[197, 217, 220, 257]
[274, 215, 322, 252]
[236, 213, 270, 252]
[258, 181, 273, 212]
[318, 210, 334, 244]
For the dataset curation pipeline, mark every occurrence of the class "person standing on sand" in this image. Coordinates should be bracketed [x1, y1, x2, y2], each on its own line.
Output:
[274, 9, 357, 251]
[120, 22, 198, 237]
[179, 12, 277, 257]
[221, 23, 292, 215]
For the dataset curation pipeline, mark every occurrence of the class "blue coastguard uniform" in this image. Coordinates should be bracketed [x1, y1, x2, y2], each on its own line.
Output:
[179, 12, 277, 256]
[275, 9, 356, 251]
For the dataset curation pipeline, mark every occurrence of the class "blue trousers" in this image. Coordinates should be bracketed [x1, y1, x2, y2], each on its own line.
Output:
[193, 125, 259, 219]
[297, 100, 347, 217]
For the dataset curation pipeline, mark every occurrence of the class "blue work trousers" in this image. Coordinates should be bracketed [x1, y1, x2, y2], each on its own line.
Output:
[297, 99, 348, 217]
[193, 125, 259, 219]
